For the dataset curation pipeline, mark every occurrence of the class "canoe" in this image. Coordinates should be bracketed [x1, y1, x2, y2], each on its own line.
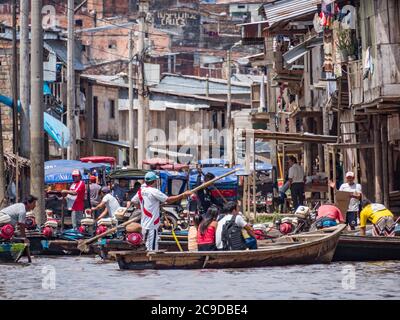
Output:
[109, 224, 346, 270]
[0, 242, 28, 263]
[333, 235, 400, 261]
[95, 239, 187, 260]
[28, 234, 95, 255]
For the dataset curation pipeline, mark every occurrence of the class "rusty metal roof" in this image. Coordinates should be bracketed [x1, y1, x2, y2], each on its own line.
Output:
[262, 0, 320, 27]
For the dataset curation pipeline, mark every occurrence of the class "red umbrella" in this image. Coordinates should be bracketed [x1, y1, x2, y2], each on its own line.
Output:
[80, 156, 116, 165]
[160, 163, 189, 170]
[142, 158, 174, 166]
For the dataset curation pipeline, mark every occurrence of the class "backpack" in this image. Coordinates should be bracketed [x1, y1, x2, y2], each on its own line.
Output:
[221, 215, 247, 251]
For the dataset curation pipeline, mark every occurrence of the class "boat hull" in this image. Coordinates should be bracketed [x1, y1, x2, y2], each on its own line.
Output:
[111, 225, 345, 270]
[0, 243, 27, 263]
[333, 235, 400, 261]
[28, 235, 94, 255]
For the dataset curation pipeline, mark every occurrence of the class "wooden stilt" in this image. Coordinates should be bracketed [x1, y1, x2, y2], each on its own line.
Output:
[374, 115, 383, 203]
[381, 115, 389, 207]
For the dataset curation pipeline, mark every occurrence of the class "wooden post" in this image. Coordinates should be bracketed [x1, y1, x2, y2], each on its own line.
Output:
[332, 148, 337, 203]
[381, 115, 389, 207]
[388, 142, 394, 192]
[374, 115, 383, 203]
[242, 176, 247, 218]
[247, 174, 251, 220]
[252, 169, 256, 221]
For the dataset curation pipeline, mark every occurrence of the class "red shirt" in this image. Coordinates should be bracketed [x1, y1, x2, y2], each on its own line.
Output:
[197, 225, 216, 245]
[317, 205, 344, 223]
[70, 180, 86, 211]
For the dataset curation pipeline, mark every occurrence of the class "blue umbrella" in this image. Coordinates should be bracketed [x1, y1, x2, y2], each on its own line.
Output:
[45, 160, 108, 184]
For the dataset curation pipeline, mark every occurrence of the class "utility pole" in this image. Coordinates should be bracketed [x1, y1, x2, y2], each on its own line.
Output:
[11, 0, 19, 202]
[137, 0, 149, 169]
[20, 0, 30, 199]
[30, 0, 45, 225]
[67, 0, 77, 160]
[0, 107, 5, 207]
[20, 0, 30, 158]
[226, 49, 233, 166]
[128, 30, 135, 167]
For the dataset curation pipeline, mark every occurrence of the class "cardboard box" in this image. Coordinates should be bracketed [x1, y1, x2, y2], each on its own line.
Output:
[335, 190, 352, 217]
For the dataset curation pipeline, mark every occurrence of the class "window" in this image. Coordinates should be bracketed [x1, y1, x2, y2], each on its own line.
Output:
[75, 19, 83, 27]
[108, 41, 117, 49]
[237, 5, 246, 9]
[109, 99, 115, 119]
[221, 112, 226, 128]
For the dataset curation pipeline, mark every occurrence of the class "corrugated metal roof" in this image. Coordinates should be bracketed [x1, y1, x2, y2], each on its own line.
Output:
[44, 40, 85, 71]
[262, 0, 320, 27]
[156, 74, 251, 95]
[283, 35, 323, 64]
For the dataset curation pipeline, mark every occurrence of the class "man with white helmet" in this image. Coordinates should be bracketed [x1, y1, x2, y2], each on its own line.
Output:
[130, 171, 192, 251]
[339, 171, 362, 230]
[62, 169, 86, 229]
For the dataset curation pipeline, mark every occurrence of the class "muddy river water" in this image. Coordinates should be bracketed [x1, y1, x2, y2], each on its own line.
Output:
[1, 256, 399, 300]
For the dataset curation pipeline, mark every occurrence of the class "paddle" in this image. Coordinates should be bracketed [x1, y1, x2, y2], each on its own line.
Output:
[77, 168, 239, 253]
[164, 214, 183, 252]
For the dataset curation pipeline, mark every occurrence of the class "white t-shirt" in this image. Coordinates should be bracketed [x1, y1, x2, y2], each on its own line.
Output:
[132, 185, 168, 230]
[102, 193, 121, 218]
[339, 182, 362, 212]
[0, 203, 26, 226]
[215, 214, 247, 249]
[288, 163, 304, 183]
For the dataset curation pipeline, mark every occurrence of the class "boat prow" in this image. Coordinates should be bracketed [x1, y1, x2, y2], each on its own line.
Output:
[0, 242, 29, 263]
[109, 224, 346, 270]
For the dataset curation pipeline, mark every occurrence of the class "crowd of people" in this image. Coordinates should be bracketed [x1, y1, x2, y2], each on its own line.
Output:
[0, 160, 397, 251]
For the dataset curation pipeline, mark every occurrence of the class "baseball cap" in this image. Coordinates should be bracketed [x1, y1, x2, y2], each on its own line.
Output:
[345, 171, 355, 178]
[101, 186, 110, 193]
[144, 171, 159, 182]
[72, 169, 81, 176]
[90, 175, 97, 182]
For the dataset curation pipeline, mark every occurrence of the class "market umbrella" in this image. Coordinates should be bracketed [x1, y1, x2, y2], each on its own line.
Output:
[160, 163, 189, 170]
[142, 158, 174, 166]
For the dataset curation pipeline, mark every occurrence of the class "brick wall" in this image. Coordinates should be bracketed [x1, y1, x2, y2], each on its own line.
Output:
[0, 49, 14, 153]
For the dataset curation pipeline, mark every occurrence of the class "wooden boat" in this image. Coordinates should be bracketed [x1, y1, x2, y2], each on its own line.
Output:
[333, 234, 400, 261]
[0, 242, 28, 263]
[28, 232, 95, 255]
[95, 239, 187, 260]
[109, 224, 346, 270]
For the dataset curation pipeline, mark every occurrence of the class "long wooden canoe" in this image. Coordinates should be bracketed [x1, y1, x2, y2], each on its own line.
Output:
[333, 235, 400, 261]
[0, 242, 28, 263]
[109, 224, 346, 270]
[95, 239, 187, 260]
[28, 234, 95, 255]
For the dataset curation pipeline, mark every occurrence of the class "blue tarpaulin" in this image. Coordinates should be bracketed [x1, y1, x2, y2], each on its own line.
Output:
[189, 167, 238, 189]
[198, 158, 229, 166]
[45, 160, 108, 184]
[158, 170, 187, 194]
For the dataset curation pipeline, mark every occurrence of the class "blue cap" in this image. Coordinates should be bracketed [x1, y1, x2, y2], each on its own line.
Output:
[144, 171, 159, 182]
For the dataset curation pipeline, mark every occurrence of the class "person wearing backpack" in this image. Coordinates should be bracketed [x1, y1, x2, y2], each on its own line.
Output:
[215, 201, 257, 251]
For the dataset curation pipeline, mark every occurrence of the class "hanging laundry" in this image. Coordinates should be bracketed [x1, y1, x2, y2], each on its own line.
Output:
[323, 29, 334, 72]
[363, 46, 373, 79]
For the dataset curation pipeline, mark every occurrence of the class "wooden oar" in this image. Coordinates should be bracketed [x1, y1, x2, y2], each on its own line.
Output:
[164, 214, 183, 252]
[77, 168, 239, 253]
[77, 218, 138, 253]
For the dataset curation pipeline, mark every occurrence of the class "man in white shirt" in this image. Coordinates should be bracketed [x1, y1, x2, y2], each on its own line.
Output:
[131, 172, 192, 251]
[0, 195, 37, 239]
[215, 201, 256, 250]
[288, 156, 305, 211]
[91, 186, 121, 221]
[339, 171, 362, 230]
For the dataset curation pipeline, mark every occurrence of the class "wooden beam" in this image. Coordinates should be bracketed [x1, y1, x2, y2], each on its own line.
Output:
[382, 115, 389, 207]
[374, 115, 383, 203]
